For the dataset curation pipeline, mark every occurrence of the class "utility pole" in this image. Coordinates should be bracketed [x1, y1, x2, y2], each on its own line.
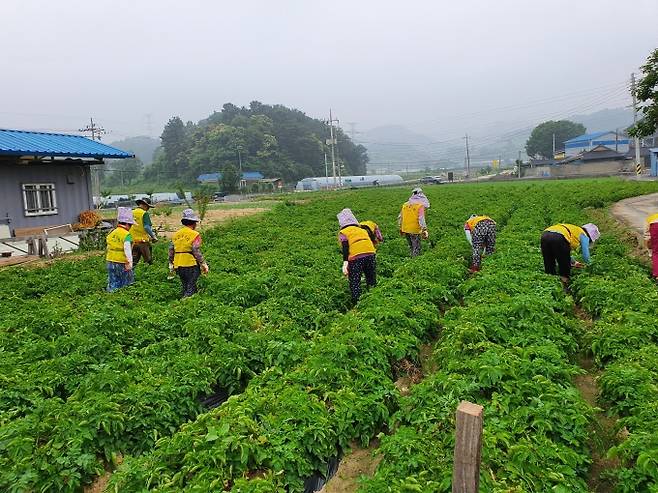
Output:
[463, 134, 471, 179]
[552, 133, 556, 157]
[518, 150, 522, 179]
[324, 152, 329, 188]
[79, 118, 107, 207]
[145, 113, 154, 137]
[631, 73, 642, 175]
[325, 110, 340, 189]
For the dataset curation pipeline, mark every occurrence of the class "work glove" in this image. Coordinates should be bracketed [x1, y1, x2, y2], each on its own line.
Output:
[342, 261, 349, 277]
[124, 262, 133, 272]
[572, 260, 584, 269]
[167, 262, 176, 280]
[151, 236, 159, 243]
[422, 229, 429, 240]
[201, 262, 210, 275]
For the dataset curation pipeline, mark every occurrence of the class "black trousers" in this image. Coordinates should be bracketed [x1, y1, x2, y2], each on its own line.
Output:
[540, 231, 571, 277]
[348, 255, 376, 302]
[178, 265, 201, 298]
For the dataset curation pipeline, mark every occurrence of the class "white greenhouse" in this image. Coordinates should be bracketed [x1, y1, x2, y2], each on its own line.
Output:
[295, 174, 403, 191]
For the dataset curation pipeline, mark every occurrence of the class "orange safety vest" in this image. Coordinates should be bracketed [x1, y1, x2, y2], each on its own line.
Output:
[172, 227, 201, 268]
[106, 227, 131, 263]
[400, 202, 423, 234]
[545, 223, 586, 250]
[339, 225, 376, 259]
[130, 208, 151, 242]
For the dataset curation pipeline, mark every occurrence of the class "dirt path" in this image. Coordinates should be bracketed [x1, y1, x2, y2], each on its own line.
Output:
[318, 441, 382, 493]
[610, 192, 658, 241]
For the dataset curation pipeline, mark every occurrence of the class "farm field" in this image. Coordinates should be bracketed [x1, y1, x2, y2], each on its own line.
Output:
[1, 179, 658, 492]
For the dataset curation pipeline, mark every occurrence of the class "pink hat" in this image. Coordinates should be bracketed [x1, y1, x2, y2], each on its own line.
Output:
[582, 223, 600, 242]
[117, 207, 136, 224]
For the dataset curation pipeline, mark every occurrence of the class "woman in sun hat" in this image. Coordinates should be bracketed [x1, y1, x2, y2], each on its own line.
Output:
[169, 208, 209, 298]
[130, 197, 158, 265]
[540, 222, 600, 287]
[464, 214, 497, 273]
[337, 208, 377, 303]
[106, 207, 136, 292]
[398, 188, 430, 257]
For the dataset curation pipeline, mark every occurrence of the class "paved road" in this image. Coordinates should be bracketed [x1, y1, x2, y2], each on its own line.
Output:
[611, 192, 658, 240]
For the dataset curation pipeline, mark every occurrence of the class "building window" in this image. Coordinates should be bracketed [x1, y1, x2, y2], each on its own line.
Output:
[22, 183, 58, 216]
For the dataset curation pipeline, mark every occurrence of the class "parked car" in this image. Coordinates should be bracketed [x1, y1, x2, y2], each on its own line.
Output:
[213, 191, 228, 202]
[419, 176, 443, 184]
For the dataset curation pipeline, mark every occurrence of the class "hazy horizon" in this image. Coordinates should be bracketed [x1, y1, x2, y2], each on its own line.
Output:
[2, 0, 656, 144]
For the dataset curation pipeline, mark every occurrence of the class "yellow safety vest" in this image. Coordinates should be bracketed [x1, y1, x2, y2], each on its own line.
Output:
[360, 221, 379, 240]
[106, 227, 131, 263]
[646, 213, 658, 225]
[466, 215, 494, 230]
[172, 227, 201, 268]
[545, 223, 585, 250]
[130, 208, 150, 242]
[400, 202, 423, 234]
[340, 225, 376, 259]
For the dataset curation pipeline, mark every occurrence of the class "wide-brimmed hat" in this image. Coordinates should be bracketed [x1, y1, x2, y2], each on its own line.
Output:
[582, 223, 600, 243]
[182, 208, 200, 222]
[136, 198, 155, 208]
[117, 207, 136, 225]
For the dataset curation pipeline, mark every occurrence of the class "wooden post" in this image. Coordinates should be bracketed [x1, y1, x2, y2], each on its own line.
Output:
[452, 401, 484, 493]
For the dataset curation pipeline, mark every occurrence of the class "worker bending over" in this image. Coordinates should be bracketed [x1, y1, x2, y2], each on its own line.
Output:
[644, 212, 658, 280]
[540, 222, 599, 288]
[130, 198, 158, 265]
[169, 209, 209, 298]
[399, 188, 430, 257]
[464, 214, 496, 273]
[106, 207, 135, 292]
[337, 208, 377, 302]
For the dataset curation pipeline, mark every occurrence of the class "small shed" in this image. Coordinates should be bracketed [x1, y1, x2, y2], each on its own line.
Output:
[0, 129, 133, 237]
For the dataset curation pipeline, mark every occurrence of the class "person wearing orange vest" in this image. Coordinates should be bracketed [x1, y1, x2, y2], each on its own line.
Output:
[168, 209, 209, 298]
[106, 207, 136, 292]
[464, 214, 496, 273]
[644, 213, 658, 279]
[398, 188, 430, 257]
[540, 222, 600, 286]
[130, 198, 158, 265]
[338, 208, 377, 302]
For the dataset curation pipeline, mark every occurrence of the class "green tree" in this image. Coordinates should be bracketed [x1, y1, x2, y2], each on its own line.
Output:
[160, 116, 188, 178]
[525, 120, 586, 159]
[221, 164, 240, 192]
[629, 48, 658, 138]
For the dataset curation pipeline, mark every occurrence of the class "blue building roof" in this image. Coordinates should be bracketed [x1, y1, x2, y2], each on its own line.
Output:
[0, 129, 134, 159]
[564, 131, 610, 144]
[198, 171, 264, 182]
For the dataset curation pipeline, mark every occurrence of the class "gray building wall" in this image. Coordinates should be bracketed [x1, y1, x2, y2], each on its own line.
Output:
[0, 162, 93, 234]
[530, 160, 629, 178]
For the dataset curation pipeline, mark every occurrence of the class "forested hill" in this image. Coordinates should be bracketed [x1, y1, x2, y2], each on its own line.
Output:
[145, 102, 369, 183]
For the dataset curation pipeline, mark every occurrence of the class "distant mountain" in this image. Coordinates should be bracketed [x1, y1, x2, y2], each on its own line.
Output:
[109, 136, 160, 165]
[570, 107, 633, 134]
[358, 125, 444, 173]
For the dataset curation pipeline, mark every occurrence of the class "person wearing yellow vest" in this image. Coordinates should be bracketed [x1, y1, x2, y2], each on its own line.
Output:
[106, 207, 136, 292]
[644, 213, 658, 279]
[398, 188, 430, 257]
[337, 208, 377, 302]
[541, 222, 600, 285]
[168, 208, 209, 298]
[464, 214, 496, 273]
[130, 198, 158, 265]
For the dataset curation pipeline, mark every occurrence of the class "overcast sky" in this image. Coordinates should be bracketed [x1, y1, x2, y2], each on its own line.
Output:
[1, 0, 656, 141]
